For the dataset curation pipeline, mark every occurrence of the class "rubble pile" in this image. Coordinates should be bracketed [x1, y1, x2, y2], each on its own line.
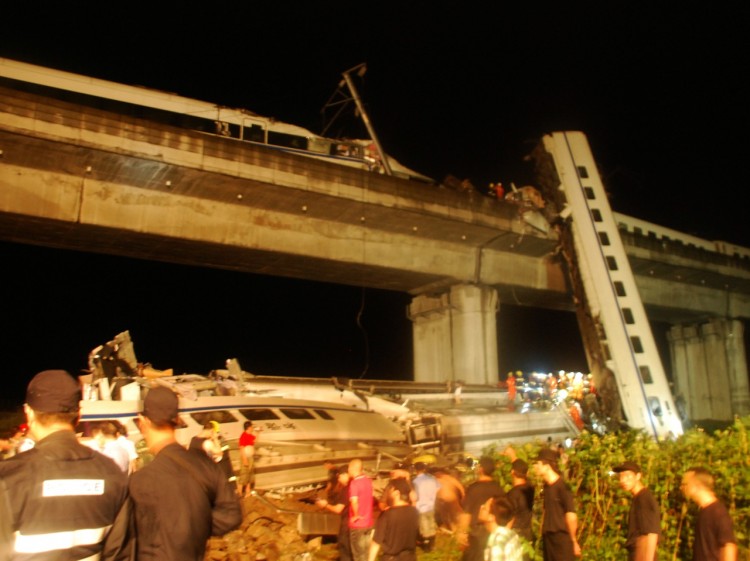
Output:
[206, 492, 339, 561]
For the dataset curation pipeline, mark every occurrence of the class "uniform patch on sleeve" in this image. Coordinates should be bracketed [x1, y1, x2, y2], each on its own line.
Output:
[42, 479, 105, 497]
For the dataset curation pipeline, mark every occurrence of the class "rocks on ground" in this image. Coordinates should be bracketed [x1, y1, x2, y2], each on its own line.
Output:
[205, 491, 339, 561]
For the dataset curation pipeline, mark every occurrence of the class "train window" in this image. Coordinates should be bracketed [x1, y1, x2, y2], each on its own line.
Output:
[631, 336, 644, 353]
[577, 166, 589, 178]
[243, 124, 265, 143]
[606, 256, 618, 271]
[584, 187, 595, 200]
[639, 366, 654, 384]
[598, 232, 611, 246]
[614, 281, 626, 296]
[591, 209, 603, 222]
[190, 410, 238, 426]
[648, 397, 662, 416]
[622, 308, 635, 324]
[268, 131, 308, 150]
[239, 409, 280, 421]
[280, 408, 315, 420]
[314, 409, 334, 420]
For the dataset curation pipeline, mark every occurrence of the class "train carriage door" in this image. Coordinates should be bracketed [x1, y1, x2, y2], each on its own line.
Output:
[242, 118, 267, 144]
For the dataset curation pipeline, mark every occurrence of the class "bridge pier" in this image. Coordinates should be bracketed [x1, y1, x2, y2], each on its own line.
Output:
[668, 318, 750, 422]
[408, 284, 499, 385]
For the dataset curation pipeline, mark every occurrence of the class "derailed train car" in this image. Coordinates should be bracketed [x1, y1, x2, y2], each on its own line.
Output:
[78, 332, 578, 490]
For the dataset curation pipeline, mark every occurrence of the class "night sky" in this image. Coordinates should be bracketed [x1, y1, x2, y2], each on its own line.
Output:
[1, 4, 746, 405]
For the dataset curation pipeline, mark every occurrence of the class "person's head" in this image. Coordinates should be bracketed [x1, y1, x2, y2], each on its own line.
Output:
[511, 459, 528, 480]
[337, 470, 351, 487]
[533, 448, 560, 481]
[348, 458, 364, 478]
[478, 495, 514, 529]
[325, 462, 340, 484]
[390, 462, 410, 479]
[138, 387, 179, 451]
[682, 467, 715, 503]
[414, 461, 427, 473]
[111, 420, 127, 438]
[24, 370, 81, 440]
[244, 420, 254, 433]
[386, 478, 411, 506]
[612, 461, 644, 494]
[478, 456, 496, 477]
[91, 421, 118, 440]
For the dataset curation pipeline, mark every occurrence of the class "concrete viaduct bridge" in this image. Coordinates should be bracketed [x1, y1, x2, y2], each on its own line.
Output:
[1, 80, 749, 423]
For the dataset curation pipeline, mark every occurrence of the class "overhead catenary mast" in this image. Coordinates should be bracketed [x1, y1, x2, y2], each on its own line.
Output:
[321, 63, 393, 176]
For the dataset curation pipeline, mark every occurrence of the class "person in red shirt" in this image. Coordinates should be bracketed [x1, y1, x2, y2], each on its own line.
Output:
[238, 421, 257, 496]
[348, 458, 374, 561]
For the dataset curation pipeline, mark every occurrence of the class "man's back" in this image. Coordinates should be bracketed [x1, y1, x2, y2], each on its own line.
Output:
[348, 474, 374, 529]
[413, 472, 440, 513]
[129, 442, 241, 561]
[0, 431, 129, 560]
[507, 482, 534, 540]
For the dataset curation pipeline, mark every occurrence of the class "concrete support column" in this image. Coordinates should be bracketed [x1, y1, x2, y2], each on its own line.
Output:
[700, 320, 734, 421]
[720, 319, 750, 416]
[668, 318, 750, 422]
[668, 324, 712, 420]
[408, 284, 499, 385]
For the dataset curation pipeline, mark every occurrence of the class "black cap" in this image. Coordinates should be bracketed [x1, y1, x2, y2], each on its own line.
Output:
[512, 459, 529, 476]
[535, 448, 559, 464]
[142, 387, 179, 425]
[26, 370, 81, 413]
[613, 461, 642, 474]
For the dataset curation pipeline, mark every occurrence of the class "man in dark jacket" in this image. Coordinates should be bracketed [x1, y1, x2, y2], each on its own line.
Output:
[128, 387, 242, 561]
[458, 456, 505, 561]
[368, 478, 419, 561]
[0, 369, 130, 561]
[533, 448, 581, 561]
[613, 461, 660, 561]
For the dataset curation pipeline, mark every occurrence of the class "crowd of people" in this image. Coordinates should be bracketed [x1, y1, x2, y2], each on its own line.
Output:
[0, 368, 741, 561]
[0, 369, 242, 560]
[316, 445, 738, 561]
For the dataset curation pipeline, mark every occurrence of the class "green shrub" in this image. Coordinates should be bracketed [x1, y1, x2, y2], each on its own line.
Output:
[478, 416, 750, 561]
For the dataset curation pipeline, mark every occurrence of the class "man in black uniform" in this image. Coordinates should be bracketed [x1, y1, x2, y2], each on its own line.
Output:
[128, 387, 242, 561]
[613, 461, 660, 561]
[681, 467, 737, 561]
[458, 456, 505, 561]
[0, 369, 131, 561]
[368, 478, 419, 561]
[533, 448, 581, 561]
[507, 459, 534, 544]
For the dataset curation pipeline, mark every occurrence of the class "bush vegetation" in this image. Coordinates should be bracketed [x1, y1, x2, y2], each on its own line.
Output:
[420, 416, 749, 561]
